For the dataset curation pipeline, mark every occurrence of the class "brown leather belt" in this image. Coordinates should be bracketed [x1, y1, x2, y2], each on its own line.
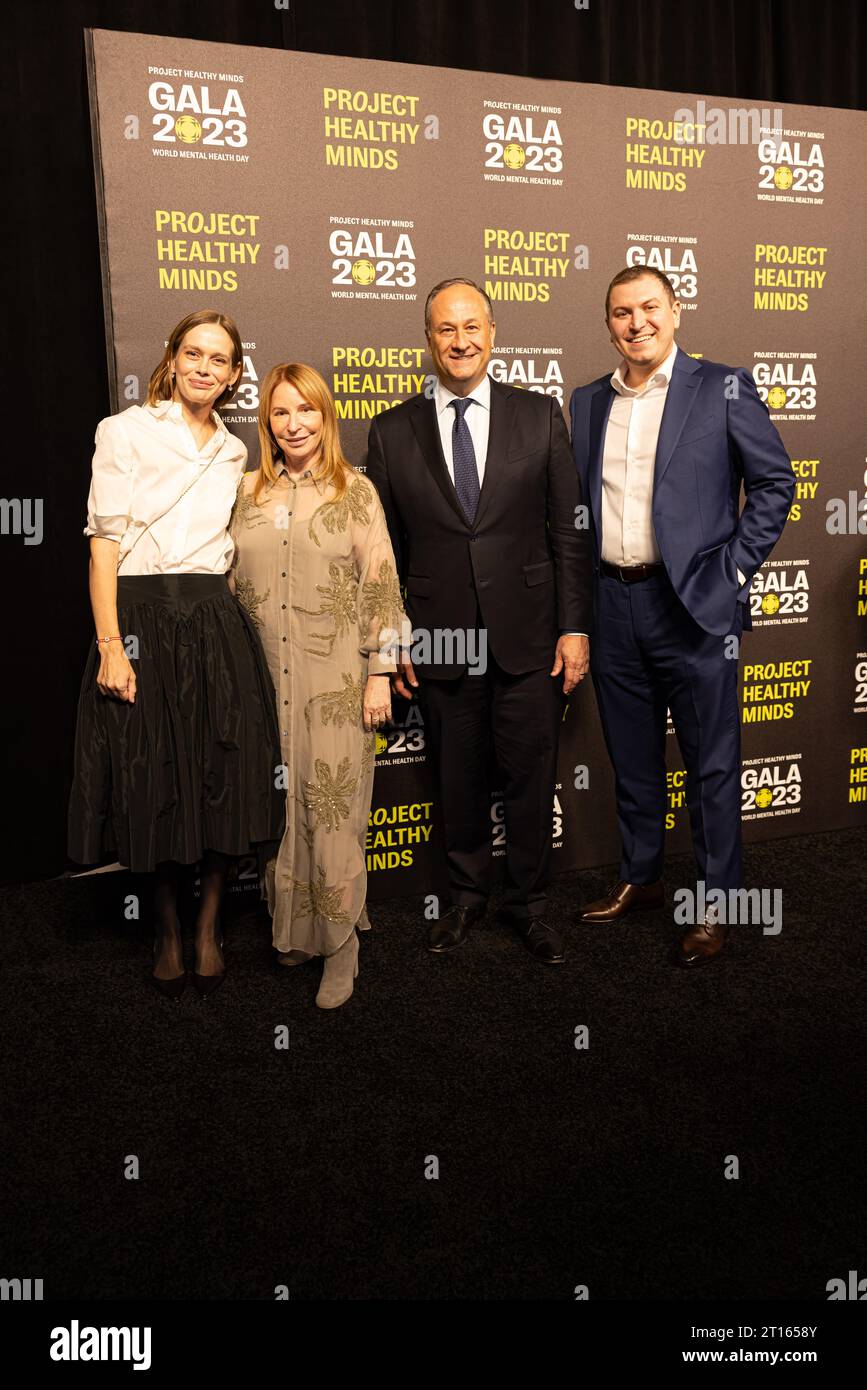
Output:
[600, 560, 666, 584]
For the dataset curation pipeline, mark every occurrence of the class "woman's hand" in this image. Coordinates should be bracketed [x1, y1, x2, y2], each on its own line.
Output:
[362, 674, 391, 732]
[96, 644, 137, 703]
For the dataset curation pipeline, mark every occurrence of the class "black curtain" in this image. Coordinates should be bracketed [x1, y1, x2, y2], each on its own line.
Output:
[2, 0, 864, 885]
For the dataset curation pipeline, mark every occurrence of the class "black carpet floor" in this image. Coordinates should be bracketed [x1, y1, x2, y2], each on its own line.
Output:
[2, 828, 865, 1302]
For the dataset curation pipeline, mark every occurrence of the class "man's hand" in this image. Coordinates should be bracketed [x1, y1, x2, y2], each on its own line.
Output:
[391, 652, 419, 701]
[550, 634, 589, 694]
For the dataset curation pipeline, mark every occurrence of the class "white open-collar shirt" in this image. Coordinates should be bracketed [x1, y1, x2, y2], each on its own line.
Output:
[601, 344, 745, 583]
[84, 399, 247, 576]
[600, 344, 679, 567]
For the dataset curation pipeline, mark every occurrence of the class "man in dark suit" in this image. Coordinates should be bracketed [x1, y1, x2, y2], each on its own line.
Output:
[569, 266, 794, 966]
[366, 277, 593, 964]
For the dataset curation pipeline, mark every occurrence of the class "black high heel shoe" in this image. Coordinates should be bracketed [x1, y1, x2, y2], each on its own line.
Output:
[193, 920, 225, 998]
[151, 935, 186, 1000]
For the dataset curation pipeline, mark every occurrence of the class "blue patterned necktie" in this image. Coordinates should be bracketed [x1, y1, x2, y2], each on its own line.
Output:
[449, 397, 480, 524]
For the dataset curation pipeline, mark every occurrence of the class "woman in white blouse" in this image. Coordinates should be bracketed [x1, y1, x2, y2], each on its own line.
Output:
[68, 310, 285, 999]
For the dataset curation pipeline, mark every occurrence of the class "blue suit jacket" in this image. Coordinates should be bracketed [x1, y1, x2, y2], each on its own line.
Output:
[568, 347, 795, 636]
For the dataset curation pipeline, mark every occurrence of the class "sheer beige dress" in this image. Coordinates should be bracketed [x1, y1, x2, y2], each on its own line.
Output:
[229, 464, 405, 956]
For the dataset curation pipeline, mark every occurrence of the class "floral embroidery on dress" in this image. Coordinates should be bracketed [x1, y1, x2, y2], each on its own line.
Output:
[361, 731, 377, 777]
[303, 563, 358, 656]
[303, 756, 358, 832]
[304, 673, 364, 731]
[291, 865, 351, 925]
[361, 559, 403, 634]
[308, 477, 372, 547]
[230, 460, 405, 955]
[234, 575, 270, 630]
[231, 482, 270, 532]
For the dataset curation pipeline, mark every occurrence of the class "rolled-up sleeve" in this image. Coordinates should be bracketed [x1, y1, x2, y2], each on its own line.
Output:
[354, 478, 407, 675]
[83, 416, 134, 542]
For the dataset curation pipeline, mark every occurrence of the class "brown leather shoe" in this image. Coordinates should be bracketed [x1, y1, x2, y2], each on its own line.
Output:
[577, 879, 664, 923]
[676, 918, 728, 967]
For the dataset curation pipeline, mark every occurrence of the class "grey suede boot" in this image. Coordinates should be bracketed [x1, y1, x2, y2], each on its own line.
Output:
[315, 931, 359, 1009]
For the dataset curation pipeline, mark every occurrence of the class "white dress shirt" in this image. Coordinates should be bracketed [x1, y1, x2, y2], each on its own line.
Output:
[84, 400, 247, 576]
[435, 373, 492, 484]
[600, 345, 678, 566]
[601, 345, 745, 584]
[433, 372, 585, 638]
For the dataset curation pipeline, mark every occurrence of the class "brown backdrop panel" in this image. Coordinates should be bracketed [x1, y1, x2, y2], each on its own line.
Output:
[87, 30, 867, 897]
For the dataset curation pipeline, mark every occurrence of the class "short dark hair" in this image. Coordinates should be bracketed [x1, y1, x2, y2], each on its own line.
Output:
[605, 266, 676, 319]
[424, 277, 494, 332]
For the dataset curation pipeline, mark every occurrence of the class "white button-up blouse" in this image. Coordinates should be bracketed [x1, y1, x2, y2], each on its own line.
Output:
[84, 399, 247, 576]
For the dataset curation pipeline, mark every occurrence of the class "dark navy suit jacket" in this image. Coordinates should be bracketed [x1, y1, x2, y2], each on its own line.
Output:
[367, 377, 592, 677]
[568, 347, 794, 635]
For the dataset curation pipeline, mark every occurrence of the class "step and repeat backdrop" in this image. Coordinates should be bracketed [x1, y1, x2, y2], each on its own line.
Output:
[85, 28, 866, 898]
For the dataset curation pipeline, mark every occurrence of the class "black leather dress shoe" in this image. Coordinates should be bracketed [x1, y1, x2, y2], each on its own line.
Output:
[427, 903, 485, 954]
[515, 916, 566, 965]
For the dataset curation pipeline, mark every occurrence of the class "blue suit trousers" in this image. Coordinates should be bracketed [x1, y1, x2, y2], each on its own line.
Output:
[591, 570, 743, 892]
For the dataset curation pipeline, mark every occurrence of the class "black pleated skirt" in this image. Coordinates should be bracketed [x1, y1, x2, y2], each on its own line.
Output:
[68, 574, 286, 873]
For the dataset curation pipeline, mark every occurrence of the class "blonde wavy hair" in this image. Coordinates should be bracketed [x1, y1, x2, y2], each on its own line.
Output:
[255, 362, 353, 505]
[146, 309, 243, 410]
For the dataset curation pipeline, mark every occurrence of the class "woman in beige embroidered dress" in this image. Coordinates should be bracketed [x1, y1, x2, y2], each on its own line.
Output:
[230, 363, 405, 1008]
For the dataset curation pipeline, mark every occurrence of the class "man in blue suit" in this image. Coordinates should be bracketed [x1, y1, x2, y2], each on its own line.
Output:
[569, 266, 793, 965]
